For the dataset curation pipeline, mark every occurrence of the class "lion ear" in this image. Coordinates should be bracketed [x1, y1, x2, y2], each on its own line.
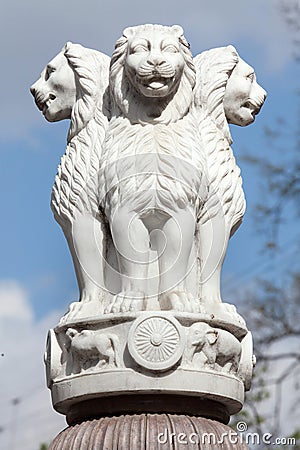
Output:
[123, 27, 135, 38]
[171, 25, 184, 37]
[64, 41, 73, 52]
[226, 45, 238, 55]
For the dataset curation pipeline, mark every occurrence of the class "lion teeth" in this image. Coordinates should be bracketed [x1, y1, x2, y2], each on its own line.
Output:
[149, 81, 165, 89]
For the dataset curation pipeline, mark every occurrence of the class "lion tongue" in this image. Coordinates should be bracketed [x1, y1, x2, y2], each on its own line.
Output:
[149, 81, 164, 89]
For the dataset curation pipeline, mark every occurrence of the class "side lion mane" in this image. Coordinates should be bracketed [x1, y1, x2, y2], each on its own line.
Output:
[194, 45, 238, 144]
[64, 42, 109, 141]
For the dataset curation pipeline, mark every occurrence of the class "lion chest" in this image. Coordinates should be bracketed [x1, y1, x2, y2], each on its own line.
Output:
[100, 116, 207, 216]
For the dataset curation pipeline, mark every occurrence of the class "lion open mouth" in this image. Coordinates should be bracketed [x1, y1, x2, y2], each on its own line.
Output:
[35, 92, 56, 113]
[242, 99, 261, 117]
[139, 76, 174, 91]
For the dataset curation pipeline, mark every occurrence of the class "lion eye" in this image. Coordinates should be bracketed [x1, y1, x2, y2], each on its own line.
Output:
[131, 45, 149, 54]
[162, 45, 179, 53]
[247, 73, 255, 82]
[45, 66, 55, 81]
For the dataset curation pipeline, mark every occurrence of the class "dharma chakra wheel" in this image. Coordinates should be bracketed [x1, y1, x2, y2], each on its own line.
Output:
[128, 314, 185, 371]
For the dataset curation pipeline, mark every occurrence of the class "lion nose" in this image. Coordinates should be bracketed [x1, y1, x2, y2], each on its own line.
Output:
[147, 55, 166, 67]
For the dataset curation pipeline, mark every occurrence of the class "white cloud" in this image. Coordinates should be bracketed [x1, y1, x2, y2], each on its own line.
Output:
[0, 281, 65, 450]
[0, 281, 32, 322]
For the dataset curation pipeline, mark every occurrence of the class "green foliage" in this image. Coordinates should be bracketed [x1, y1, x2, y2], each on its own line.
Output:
[39, 444, 48, 450]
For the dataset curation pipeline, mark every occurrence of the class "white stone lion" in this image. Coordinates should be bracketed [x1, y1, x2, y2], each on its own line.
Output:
[99, 24, 208, 313]
[31, 43, 110, 314]
[192, 46, 266, 309]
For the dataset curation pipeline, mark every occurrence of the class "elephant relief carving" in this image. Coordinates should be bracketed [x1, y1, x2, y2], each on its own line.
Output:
[65, 328, 121, 374]
[182, 322, 241, 374]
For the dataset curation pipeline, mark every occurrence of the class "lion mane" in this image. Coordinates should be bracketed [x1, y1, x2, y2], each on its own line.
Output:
[109, 24, 196, 124]
[51, 43, 110, 226]
[194, 46, 246, 234]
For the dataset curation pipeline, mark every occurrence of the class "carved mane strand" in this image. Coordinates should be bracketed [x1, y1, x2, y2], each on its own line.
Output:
[194, 46, 238, 144]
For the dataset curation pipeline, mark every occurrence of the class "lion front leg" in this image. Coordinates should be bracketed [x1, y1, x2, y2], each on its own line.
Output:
[105, 208, 149, 313]
[197, 212, 229, 309]
[158, 208, 196, 313]
[61, 213, 106, 322]
[72, 213, 106, 301]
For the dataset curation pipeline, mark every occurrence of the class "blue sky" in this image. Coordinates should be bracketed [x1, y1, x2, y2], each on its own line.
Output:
[0, 0, 298, 448]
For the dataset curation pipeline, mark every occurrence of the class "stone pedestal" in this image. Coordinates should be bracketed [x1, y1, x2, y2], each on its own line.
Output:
[46, 309, 254, 427]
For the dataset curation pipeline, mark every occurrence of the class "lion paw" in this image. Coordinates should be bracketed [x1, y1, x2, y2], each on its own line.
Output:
[104, 292, 145, 314]
[160, 291, 195, 313]
[59, 301, 82, 324]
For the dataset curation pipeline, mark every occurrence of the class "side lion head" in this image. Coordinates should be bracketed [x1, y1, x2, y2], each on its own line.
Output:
[109, 24, 196, 124]
[194, 46, 266, 142]
[223, 58, 266, 127]
[30, 43, 110, 141]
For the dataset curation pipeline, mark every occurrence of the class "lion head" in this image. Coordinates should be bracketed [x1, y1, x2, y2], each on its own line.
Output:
[194, 46, 266, 140]
[109, 24, 196, 124]
[223, 58, 266, 127]
[30, 42, 110, 142]
[30, 47, 76, 123]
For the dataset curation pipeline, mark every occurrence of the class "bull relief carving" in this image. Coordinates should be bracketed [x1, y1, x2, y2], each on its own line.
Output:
[65, 328, 121, 374]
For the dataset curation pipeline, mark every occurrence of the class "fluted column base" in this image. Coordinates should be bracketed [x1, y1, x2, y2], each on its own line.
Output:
[49, 414, 248, 449]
